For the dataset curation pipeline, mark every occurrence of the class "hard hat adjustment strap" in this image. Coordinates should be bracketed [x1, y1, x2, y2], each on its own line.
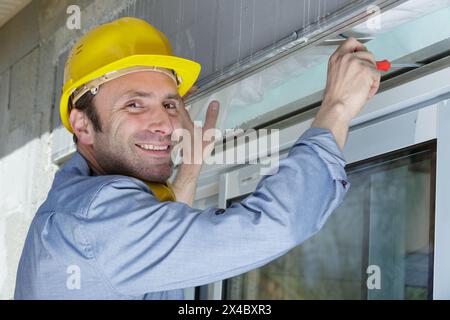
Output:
[71, 66, 181, 106]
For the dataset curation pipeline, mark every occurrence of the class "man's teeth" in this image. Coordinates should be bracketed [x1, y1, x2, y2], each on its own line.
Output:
[137, 144, 169, 151]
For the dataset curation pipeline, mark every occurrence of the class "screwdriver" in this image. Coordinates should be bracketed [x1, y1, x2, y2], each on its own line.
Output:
[324, 36, 423, 72]
[376, 59, 423, 72]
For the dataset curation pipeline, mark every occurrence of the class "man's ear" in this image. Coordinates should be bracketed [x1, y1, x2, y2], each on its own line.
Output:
[69, 108, 95, 145]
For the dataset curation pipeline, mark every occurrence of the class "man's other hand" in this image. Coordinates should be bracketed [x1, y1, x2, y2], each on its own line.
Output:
[312, 37, 381, 150]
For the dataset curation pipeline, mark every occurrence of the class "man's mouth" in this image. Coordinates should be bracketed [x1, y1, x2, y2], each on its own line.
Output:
[135, 143, 171, 157]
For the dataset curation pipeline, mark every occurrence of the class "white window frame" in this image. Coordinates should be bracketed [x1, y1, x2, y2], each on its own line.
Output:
[193, 64, 450, 300]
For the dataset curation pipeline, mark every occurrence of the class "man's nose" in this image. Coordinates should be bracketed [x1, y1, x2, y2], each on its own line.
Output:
[146, 105, 174, 136]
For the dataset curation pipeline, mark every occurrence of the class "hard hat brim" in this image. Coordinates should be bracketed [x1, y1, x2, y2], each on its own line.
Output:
[60, 54, 201, 133]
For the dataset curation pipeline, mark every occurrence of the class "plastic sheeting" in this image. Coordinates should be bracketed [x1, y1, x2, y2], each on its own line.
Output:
[189, 0, 450, 131]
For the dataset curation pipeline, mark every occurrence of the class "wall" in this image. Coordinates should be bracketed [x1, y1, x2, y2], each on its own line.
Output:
[0, 0, 136, 300]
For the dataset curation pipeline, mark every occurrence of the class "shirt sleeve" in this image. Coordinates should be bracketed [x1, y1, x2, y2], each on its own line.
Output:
[84, 127, 350, 296]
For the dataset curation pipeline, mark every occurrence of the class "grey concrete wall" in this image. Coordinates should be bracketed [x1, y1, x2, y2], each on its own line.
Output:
[0, 0, 135, 300]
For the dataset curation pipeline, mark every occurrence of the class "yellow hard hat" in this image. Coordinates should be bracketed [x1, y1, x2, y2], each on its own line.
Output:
[59, 17, 201, 133]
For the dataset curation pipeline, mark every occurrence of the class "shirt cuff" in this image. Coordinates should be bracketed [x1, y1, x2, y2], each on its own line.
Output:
[293, 127, 350, 189]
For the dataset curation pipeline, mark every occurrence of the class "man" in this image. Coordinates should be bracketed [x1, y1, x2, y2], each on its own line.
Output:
[15, 17, 380, 299]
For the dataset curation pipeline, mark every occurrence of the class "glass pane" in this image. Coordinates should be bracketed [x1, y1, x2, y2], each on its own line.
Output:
[225, 144, 435, 300]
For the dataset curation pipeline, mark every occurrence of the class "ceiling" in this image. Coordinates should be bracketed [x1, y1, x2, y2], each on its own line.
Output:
[0, 0, 31, 28]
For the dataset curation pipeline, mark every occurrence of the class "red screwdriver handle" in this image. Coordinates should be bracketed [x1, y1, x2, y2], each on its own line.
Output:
[376, 59, 391, 72]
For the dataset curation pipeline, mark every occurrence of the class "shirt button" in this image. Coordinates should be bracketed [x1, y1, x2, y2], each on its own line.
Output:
[215, 209, 226, 215]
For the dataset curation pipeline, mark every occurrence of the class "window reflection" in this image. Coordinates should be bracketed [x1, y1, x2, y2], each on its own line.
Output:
[225, 142, 435, 300]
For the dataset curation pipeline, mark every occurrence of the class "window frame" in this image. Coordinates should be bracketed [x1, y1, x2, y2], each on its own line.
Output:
[192, 65, 450, 300]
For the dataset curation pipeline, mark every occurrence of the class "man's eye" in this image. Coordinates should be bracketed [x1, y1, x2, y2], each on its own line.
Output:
[126, 102, 142, 109]
[163, 102, 177, 110]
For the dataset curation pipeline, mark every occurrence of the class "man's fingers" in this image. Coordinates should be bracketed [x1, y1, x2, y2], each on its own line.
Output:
[360, 60, 381, 81]
[358, 60, 381, 100]
[203, 101, 220, 142]
[337, 37, 367, 55]
[368, 74, 381, 100]
[204, 101, 220, 130]
[351, 51, 376, 67]
[329, 37, 367, 65]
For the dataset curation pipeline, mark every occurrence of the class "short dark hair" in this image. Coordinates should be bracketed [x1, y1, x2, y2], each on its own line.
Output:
[69, 91, 103, 144]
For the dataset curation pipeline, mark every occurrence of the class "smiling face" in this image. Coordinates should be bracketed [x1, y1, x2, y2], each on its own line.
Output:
[73, 71, 183, 182]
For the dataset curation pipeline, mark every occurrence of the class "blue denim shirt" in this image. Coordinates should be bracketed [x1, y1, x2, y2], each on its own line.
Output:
[14, 127, 349, 299]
